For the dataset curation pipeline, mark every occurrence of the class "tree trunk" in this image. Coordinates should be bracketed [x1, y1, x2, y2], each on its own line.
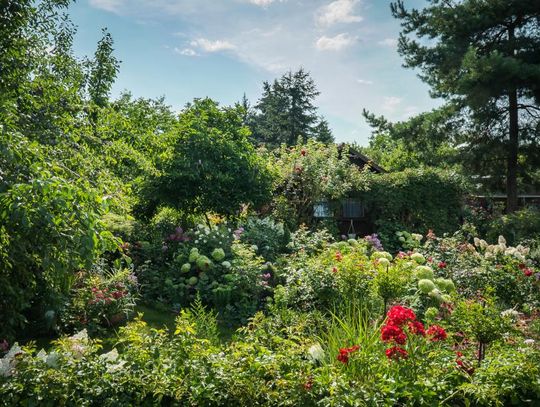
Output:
[506, 26, 519, 213]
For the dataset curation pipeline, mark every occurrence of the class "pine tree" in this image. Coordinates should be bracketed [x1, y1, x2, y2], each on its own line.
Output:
[391, 0, 540, 212]
[252, 68, 333, 147]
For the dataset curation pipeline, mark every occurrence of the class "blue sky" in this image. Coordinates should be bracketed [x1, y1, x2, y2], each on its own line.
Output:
[69, 0, 440, 145]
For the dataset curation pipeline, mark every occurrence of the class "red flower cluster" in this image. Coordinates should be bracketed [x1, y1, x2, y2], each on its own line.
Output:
[337, 345, 360, 364]
[381, 324, 407, 344]
[427, 325, 447, 342]
[519, 264, 534, 277]
[381, 306, 420, 360]
[408, 320, 426, 336]
[89, 286, 126, 305]
[335, 251, 343, 262]
[455, 352, 475, 375]
[438, 261, 447, 269]
[386, 346, 408, 360]
[387, 305, 416, 326]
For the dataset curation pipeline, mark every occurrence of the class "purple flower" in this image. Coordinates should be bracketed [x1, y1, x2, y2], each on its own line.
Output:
[365, 233, 383, 251]
[233, 227, 244, 239]
[127, 273, 138, 285]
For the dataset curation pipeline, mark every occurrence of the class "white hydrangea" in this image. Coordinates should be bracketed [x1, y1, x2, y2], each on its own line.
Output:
[0, 343, 22, 377]
[308, 344, 325, 363]
[501, 308, 519, 321]
[498, 235, 507, 246]
[411, 233, 423, 242]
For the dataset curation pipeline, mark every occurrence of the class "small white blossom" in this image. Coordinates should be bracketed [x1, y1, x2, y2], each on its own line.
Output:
[308, 344, 325, 363]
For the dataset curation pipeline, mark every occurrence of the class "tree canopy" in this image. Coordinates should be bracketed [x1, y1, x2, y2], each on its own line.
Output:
[391, 0, 540, 212]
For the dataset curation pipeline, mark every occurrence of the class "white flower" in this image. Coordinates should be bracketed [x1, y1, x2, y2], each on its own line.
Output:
[36, 349, 48, 362]
[0, 343, 22, 377]
[71, 329, 89, 342]
[308, 344, 325, 363]
[411, 233, 423, 242]
[501, 309, 519, 321]
[46, 351, 60, 368]
[524, 339, 535, 346]
[498, 235, 507, 246]
[100, 348, 119, 363]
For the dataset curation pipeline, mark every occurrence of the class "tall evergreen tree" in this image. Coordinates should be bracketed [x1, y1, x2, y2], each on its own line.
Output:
[252, 69, 334, 147]
[391, 0, 540, 212]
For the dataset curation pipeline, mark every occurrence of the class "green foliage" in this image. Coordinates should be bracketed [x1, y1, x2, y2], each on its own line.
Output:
[60, 263, 138, 335]
[138, 98, 275, 218]
[273, 140, 368, 227]
[250, 68, 334, 147]
[391, 0, 540, 211]
[360, 168, 467, 251]
[485, 207, 540, 245]
[240, 217, 290, 261]
[0, 174, 115, 340]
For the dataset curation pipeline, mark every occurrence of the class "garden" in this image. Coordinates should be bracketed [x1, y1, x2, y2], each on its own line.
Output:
[2, 0, 540, 406]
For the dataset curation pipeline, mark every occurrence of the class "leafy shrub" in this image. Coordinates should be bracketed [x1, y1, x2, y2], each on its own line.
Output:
[240, 217, 290, 261]
[136, 223, 269, 323]
[59, 263, 139, 335]
[0, 176, 116, 340]
[485, 207, 540, 246]
[359, 168, 467, 251]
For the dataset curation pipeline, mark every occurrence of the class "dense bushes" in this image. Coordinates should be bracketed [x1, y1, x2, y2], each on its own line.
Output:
[485, 207, 540, 246]
[359, 168, 468, 250]
[0, 173, 115, 341]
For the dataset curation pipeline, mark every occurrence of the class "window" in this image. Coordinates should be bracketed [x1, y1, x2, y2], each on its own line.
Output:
[313, 200, 332, 218]
[341, 199, 364, 218]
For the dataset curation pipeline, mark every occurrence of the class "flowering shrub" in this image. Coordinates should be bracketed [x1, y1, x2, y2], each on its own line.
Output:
[59, 264, 138, 334]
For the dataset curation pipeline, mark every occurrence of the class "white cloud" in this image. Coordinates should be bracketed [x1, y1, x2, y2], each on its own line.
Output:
[190, 38, 236, 52]
[382, 96, 402, 111]
[356, 78, 373, 85]
[89, 0, 125, 13]
[175, 47, 198, 56]
[316, 0, 363, 26]
[315, 33, 356, 51]
[378, 38, 398, 47]
[248, 0, 282, 6]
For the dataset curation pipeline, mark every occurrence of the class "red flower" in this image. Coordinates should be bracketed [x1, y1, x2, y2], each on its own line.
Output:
[381, 324, 407, 344]
[112, 290, 125, 299]
[387, 305, 416, 327]
[335, 251, 343, 262]
[524, 268, 534, 277]
[438, 261, 447, 269]
[303, 379, 313, 390]
[386, 346, 408, 360]
[300, 149, 307, 156]
[427, 325, 447, 342]
[337, 345, 360, 364]
[455, 351, 475, 375]
[408, 320, 426, 336]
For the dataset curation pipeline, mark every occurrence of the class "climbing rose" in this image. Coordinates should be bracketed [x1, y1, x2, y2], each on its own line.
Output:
[386, 346, 408, 360]
[427, 325, 447, 341]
